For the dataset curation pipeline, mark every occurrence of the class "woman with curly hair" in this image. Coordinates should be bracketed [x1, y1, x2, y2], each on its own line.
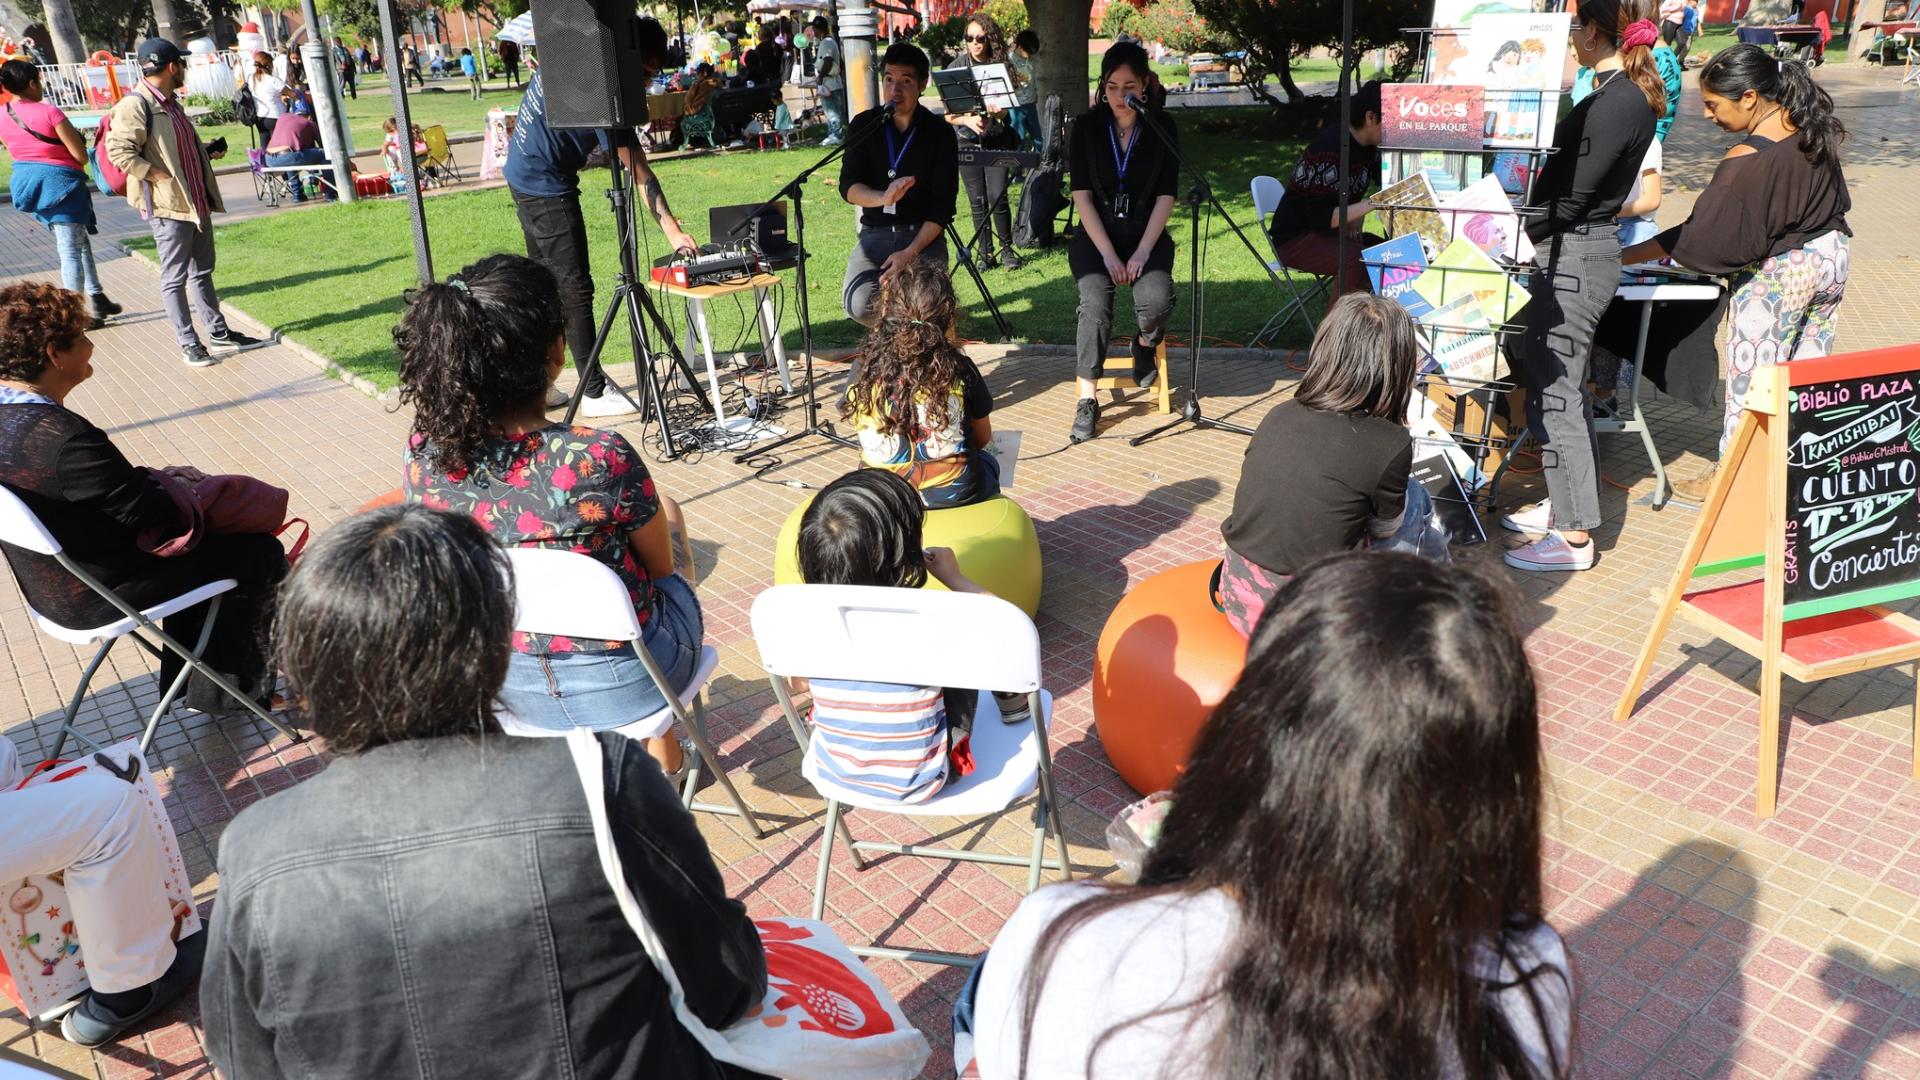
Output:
[396, 253, 703, 778]
[944, 11, 1021, 271]
[0, 282, 284, 714]
[842, 260, 998, 508]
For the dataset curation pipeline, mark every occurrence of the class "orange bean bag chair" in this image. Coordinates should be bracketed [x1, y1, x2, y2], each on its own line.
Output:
[1092, 559, 1248, 795]
[356, 487, 404, 514]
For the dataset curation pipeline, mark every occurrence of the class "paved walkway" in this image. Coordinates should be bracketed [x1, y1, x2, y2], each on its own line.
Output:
[3, 62, 1920, 1080]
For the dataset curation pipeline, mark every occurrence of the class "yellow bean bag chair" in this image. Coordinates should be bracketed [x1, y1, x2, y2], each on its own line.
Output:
[773, 493, 1043, 617]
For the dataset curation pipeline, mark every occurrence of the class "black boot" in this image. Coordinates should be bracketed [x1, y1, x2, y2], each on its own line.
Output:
[1132, 340, 1159, 390]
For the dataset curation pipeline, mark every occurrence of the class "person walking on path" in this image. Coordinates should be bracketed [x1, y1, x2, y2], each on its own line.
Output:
[460, 48, 482, 100]
[105, 39, 267, 368]
[499, 39, 523, 89]
[0, 59, 121, 326]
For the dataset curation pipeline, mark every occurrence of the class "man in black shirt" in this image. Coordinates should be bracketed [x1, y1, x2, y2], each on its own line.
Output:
[838, 42, 959, 326]
[1267, 80, 1385, 295]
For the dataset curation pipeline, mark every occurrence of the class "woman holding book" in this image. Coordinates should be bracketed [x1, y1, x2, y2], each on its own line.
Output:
[1621, 45, 1850, 500]
[1502, 1, 1664, 574]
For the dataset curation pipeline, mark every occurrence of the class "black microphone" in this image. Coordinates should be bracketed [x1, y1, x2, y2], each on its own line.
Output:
[1123, 93, 1146, 112]
[883, 100, 898, 115]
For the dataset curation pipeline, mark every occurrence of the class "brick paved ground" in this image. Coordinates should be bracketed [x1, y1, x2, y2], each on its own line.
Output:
[3, 61, 1919, 1079]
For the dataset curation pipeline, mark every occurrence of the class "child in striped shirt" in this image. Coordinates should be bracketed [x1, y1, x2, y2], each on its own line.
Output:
[796, 469, 1029, 803]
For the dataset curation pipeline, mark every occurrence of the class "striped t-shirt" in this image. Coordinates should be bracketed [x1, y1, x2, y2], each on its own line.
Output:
[807, 679, 950, 804]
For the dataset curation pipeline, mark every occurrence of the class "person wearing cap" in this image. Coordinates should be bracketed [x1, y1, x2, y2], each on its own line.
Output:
[104, 39, 266, 369]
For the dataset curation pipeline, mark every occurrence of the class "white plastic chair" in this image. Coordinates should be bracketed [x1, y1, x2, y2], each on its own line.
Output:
[750, 584, 1072, 966]
[499, 548, 770, 838]
[1250, 174, 1333, 348]
[0, 485, 304, 759]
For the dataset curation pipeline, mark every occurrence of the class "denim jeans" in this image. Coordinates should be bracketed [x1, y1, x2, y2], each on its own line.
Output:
[1523, 225, 1619, 532]
[497, 574, 704, 730]
[823, 85, 846, 141]
[265, 148, 328, 202]
[50, 222, 101, 295]
[512, 188, 603, 396]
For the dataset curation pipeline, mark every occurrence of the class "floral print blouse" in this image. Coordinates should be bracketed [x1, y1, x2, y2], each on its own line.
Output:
[404, 424, 659, 654]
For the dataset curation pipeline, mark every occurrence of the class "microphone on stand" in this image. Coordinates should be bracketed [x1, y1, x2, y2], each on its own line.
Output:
[1122, 93, 1147, 112]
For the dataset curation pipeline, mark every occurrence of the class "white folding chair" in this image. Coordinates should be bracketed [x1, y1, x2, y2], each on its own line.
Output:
[1250, 174, 1333, 348]
[0, 486, 303, 760]
[750, 584, 1072, 966]
[500, 548, 770, 838]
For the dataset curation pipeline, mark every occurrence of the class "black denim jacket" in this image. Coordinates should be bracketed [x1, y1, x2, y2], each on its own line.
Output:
[202, 733, 768, 1079]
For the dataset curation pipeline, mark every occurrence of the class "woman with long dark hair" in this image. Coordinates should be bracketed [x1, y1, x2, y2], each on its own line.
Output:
[944, 12, 1021, 271]
[395, 254, 704, 779]
[842, 260, 999, 508]
[1066, 41, 1178, 444]
[242, 51, 285, 146]
[1622, 44, 1850, 498]
[1503, 0, 1665, 573]
[971, 553, 1572, 1078]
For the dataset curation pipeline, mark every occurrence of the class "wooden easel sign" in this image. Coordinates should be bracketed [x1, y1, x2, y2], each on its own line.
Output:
[1618, 344, 1920, 818]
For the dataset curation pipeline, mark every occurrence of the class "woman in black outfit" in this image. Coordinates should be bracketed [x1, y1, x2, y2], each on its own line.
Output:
[1066, 41, 1179, 445]
[1502, 0, 1666, 574]
[944, 12, 1022, 271]
[0, 282, 284, 712]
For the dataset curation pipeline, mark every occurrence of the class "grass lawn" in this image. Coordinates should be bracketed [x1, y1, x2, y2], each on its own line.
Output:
[125, 107, 1308, 391]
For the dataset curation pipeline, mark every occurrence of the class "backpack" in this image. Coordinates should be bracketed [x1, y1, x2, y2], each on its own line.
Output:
[91, 93, 153, 197]
[1013, 95, 1068, 250]
[233, 81, 258, 127]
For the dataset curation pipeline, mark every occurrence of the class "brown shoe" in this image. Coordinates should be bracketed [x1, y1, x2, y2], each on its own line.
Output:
[1667, 459, 1718, 503]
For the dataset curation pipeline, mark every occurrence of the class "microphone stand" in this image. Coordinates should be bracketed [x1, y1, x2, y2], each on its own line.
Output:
[728, 106, 896, 465]
[1127, 99, 1269, 445]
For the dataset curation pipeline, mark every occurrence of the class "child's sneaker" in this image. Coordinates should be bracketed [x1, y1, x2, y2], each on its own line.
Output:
[993, 690, 1032, 724]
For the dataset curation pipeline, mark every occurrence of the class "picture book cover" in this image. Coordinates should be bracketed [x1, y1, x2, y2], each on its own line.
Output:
[1430, 0, 1539, 28]
[1489, 151, 1537, 199]
[1412, 236, 1529, 325]
[1424, 27, 1476, 84]
[1418, 292, 1505, 385]
[1373, 172, 1450, 259]
[1466, 13, 1571, 92]
[1439, 174, 1534, 264]
[1484, 88, 1558, 148]
[1382, 84, 1486, 151]
[1382, 151, 1486, 195]
[1362, 234, 1433, 317]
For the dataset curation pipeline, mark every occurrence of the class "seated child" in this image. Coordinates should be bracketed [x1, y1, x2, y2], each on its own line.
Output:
[796, 469, 1028, 803]
[841, 261, 1000, 510]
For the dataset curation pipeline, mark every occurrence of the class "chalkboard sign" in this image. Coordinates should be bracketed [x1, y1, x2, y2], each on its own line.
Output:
[1784, 367, 1920, 618]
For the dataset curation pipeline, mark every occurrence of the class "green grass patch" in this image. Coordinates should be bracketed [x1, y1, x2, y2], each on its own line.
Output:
[127, 107, 1309, 391]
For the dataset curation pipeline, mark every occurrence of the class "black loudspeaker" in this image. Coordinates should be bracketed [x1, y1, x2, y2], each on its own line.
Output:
[531, 0, 651, 129]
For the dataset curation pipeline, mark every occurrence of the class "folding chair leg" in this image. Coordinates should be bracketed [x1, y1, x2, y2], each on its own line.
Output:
[137, 593, 224, 753]
[682, 696, 770, 839]
[49, 637, 115, 761]
[1027, 812, 1047, 894]
[812, 798, 842, 920]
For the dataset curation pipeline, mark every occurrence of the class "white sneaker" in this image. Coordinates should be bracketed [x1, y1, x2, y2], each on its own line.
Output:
[1504, 531, 1595, 573]
[1499, 500, 1553, 534]
[579, 388, 640, 418]
[820, 135, 842, 146]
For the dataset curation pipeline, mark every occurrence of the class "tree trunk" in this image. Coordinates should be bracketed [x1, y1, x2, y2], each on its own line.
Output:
[1027, 0, 1092, 120]
[1276, 56, 1302, 103]
[151, 0, 179, 41]
[42, 0, 87, 64]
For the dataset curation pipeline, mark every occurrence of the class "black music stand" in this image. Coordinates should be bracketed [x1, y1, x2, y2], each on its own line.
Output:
[931, 68, 1017, 342]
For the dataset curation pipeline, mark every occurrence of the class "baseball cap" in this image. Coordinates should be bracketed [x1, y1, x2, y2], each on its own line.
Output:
[137, 38, 184, 73]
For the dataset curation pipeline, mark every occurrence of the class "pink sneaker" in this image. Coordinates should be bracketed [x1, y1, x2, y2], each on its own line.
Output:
[1503, 531, 1595, 572]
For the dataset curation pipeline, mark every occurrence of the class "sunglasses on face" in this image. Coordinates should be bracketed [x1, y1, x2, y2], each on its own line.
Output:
[965, 33, 987, 42]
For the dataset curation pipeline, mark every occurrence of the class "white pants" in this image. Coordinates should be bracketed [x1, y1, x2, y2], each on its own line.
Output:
[0, 737, 177, 993]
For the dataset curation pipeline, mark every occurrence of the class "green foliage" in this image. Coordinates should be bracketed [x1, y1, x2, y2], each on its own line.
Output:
[19, 0, 187, 55]
[915, 15, 969, 66]
[1189, 0, 1424, 103]
[1099, 1, 1142, 40]
[1134, 0, 1221, 56]
[979, 0, 1030, 35]
[185, 93, 238, 125]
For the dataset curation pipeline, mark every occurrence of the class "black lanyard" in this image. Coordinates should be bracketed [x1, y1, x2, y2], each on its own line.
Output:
[883, 121, 916, 180]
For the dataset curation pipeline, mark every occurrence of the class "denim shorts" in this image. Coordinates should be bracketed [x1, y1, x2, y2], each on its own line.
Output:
[497, 574, 704, 731]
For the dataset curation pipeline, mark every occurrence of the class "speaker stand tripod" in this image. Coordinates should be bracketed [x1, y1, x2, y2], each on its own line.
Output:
[562, 158, 711, 458]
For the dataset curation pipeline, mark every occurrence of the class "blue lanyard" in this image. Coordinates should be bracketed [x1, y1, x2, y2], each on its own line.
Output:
[1109, 120, 1139, 184]
[883, 121, 917, 180]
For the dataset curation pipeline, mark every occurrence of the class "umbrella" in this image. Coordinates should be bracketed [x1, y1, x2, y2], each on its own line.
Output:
[497, 12, 536, 45]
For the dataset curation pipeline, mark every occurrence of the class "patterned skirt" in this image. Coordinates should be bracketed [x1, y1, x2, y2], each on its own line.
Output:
[1720, 229, 1850, 453]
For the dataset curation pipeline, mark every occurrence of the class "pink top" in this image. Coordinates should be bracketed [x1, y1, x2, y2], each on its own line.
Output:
[0, 98, 84, 171]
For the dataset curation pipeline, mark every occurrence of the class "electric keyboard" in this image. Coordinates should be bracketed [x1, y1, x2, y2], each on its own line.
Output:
[956, 147, 1041, 170]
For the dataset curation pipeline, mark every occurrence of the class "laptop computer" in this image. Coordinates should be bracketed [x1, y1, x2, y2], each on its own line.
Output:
[708, 202, 792, 259]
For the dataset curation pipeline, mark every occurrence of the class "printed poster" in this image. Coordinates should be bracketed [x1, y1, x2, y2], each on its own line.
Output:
[1382, 84, 1487, 151]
